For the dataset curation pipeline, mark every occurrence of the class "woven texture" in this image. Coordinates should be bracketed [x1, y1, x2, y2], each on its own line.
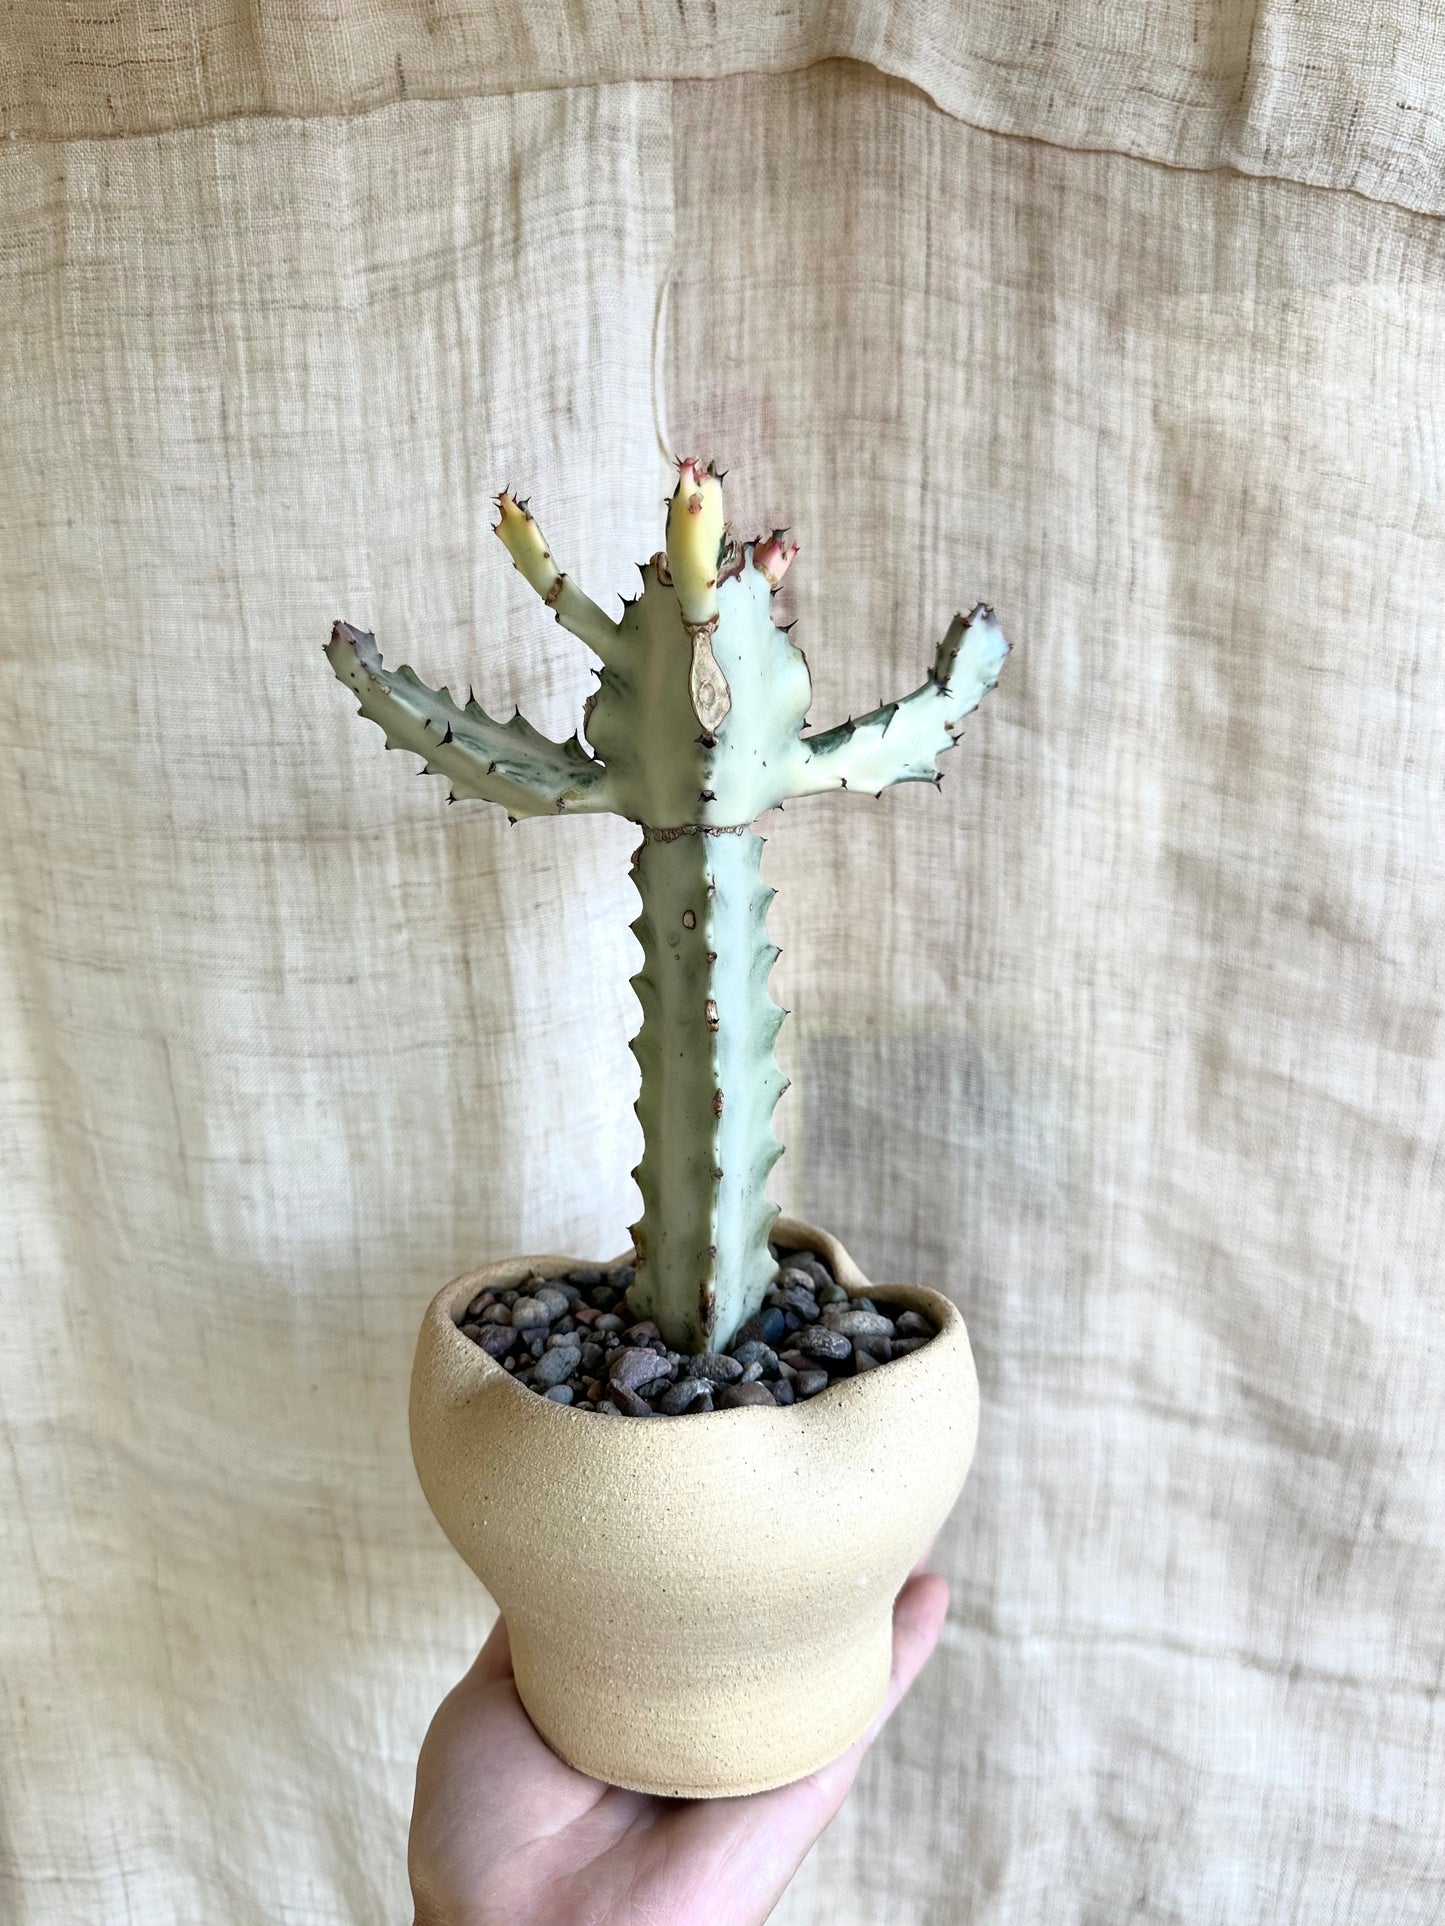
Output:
[2, 11, 1443, 1923]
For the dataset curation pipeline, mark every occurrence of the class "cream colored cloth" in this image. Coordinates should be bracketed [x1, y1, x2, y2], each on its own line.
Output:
[2, 9, 1442, 1923]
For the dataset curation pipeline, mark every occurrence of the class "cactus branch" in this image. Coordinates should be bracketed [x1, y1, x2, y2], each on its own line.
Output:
[787, 604, 1009, 799]
[326, 622, 610, 818]
[493, 492, 627, 667]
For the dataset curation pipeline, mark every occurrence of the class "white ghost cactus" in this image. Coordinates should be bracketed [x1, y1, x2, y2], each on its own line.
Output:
[327, 458, 1008, 1352]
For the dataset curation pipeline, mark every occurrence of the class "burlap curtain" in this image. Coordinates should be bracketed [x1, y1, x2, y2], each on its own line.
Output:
[3, 6, 1442, 1921]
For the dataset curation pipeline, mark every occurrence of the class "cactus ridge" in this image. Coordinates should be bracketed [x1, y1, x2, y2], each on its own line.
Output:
[327, 462, 1007, 1351]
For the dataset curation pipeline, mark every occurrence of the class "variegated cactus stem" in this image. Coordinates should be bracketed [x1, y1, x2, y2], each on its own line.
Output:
[326, 457, 1008, 1353]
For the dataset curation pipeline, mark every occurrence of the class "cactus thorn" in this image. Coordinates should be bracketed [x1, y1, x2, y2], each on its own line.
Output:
[441, 724, 453, 743]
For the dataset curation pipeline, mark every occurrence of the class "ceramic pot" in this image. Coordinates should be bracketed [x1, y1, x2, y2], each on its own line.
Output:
[409, 1216, 979, 1797]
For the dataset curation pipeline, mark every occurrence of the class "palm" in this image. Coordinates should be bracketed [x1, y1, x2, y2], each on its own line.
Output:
[409, 1570, 949, 1926]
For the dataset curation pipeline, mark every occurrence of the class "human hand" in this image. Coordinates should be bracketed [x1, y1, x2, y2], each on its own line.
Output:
[409, 1563, 950, 1926]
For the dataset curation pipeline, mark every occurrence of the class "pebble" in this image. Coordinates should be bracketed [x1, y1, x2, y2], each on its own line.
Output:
[783, 1253, 832, 1289]
[568, 1266, 603, 1286]
[476, 1326, 516, 1360]
[796, 1325, 851, 1363]
[772, 1379, 796, 1405]
[734, 1307, 787, 1347]
[533, 1286, 571, 1318]
[534, 1345, 581, 1388]
[817, 1281, 850, 1305]
[479, 1303, 512, 1326]
[853, 1344, 882, 1372]
[608, 1346, 667, 1393]
[822, 1308, 894, 1339]
[657, 1378, 712, 1415]
[691, 1351, 744, 1385]
[891, 1336, 930, 1356]
[894, 1310, 935, 1339]
[739, 1361, 765, 1382]
[624, 1320, 661, 1343]
[510, 1297, 552, 1330]
[718, 1382, 776, 1409]
[610, 1384, 654, 1416]
[544, 1385, 575, 1404]
[731, 1340, 778, 1373]
[577, 1342, 604, 1374]
[593, 1313, 626, 1333]
[770, 1284, 819, 1321]
[794, 1369, 830, 1398]
[597, 1398, 621, 1415]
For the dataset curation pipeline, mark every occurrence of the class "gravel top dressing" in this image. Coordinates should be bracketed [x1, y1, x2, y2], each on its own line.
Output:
[454, 1244, 940, 1415]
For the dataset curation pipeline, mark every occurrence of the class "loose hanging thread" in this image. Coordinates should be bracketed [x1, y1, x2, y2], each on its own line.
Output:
[651, 256, 677, 474]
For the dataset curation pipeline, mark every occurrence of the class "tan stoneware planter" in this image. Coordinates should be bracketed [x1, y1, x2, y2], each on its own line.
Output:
[409, 1217, 979, 1797]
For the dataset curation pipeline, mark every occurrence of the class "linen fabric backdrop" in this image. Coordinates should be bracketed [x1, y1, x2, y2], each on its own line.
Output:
[3, 5, 1443, 1922]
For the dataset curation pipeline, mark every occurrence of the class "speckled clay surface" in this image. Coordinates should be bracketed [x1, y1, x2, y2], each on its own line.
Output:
[409, 1218, 979, 1797]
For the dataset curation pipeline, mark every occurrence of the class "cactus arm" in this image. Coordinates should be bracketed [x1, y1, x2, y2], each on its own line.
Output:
[326, 621, 612, 818]
[493, 492, 627, 668]
[786, 604, 1009, 798]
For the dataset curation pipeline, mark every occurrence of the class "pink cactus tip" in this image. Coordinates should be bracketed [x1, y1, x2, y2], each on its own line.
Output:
[753, 529, 799, 588]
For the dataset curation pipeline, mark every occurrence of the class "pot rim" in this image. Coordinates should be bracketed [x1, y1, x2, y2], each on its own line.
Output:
[421, 1215, 966, 1431]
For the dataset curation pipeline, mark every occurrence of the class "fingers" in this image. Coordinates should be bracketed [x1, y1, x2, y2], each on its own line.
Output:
[778, 1570, 950, 1820]
[458, 1608, 513, 1692]
[861, 1571, 950, 1749]
[910, 1532, 940, 1578]
[666, 1569, 951, 1918]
